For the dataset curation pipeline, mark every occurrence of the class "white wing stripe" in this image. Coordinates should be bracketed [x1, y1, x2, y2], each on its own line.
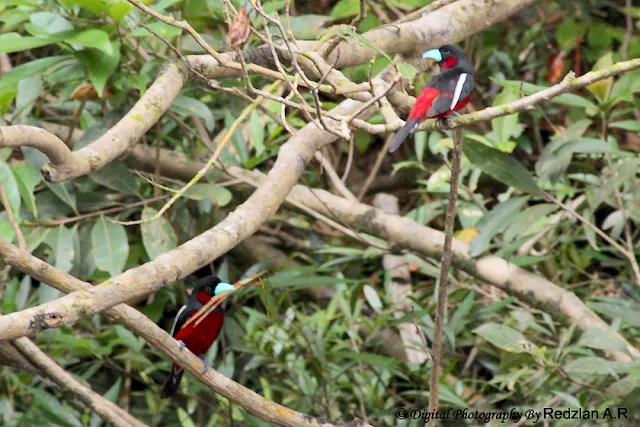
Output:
[170, 305, 187, 336]
[450, 73, 467, 111]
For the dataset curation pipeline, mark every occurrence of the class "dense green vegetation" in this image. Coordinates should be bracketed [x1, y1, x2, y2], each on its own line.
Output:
[0, 0, 639, 426]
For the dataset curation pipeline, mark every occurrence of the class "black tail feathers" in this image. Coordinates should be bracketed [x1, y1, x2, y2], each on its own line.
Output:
[160, 366, 185, 398]
[388, 118, 420, 153]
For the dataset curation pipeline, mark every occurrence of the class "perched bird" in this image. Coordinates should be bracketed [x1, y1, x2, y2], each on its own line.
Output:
[160, 276, 235, 398]
[388, 44, 475, 153]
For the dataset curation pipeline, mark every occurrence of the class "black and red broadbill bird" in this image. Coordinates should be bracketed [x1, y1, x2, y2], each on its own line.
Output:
[388, 44, 475, 153]
[160, 275, 235, 398]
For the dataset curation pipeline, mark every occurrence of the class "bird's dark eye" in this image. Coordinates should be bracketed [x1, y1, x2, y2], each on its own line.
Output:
[444, 50, 451, 55]
[205, 286, 212, 292]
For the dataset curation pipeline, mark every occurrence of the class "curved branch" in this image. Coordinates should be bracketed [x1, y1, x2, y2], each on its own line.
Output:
[28, 61, 186, 183]
[11, 337, 148, 427]
[0, 238, 368, 427]
[0, 125, 74, 165]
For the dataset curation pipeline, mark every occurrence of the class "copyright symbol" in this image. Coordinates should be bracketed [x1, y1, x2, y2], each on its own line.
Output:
[396, 408, 408, 419]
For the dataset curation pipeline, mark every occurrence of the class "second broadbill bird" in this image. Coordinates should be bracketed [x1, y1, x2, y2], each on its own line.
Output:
[160, 276, 235, 398]
[388, 44, 474, 153]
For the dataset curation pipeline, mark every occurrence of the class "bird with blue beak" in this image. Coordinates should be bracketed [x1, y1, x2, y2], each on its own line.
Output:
[160, 276, 235, 398]
[388, 44, 475, 153]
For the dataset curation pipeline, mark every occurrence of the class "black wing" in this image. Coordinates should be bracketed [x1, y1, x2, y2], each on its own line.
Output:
[169, 304, 191, 337]
[426, 70, 474, 117]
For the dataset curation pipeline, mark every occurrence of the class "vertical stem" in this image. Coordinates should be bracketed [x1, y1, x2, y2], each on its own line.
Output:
[427, 127, 462, 423]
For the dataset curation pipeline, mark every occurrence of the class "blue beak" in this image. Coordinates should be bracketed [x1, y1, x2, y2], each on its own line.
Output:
[214, 282, 235, 295]
[422, 49, 442, 62]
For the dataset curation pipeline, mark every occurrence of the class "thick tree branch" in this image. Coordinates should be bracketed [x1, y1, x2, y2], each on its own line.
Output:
[0, 238, 368, 427]
[11, 337, 148, 427]
[0, 125, 73, 165]
[11, 61, 186, 183]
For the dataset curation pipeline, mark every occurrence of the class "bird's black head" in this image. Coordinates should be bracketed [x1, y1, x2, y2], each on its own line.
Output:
[194, 275, 221, 298]
[423, 44, 472, 72]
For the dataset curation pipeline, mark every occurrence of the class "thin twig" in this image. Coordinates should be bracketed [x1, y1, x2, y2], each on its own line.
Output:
[357, 134, 394, 200]
[315, 151, 357, 201]
[21, 195, 168, 227]
[427, 127, 463, 424]
[0, 182, 26, 250]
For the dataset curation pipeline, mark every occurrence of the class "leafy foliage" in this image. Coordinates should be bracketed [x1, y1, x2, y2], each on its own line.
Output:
[1, 0, 640, 426]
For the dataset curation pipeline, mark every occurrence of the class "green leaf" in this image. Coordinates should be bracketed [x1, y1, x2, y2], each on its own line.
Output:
[172, 96, 215, 131]
[0, 29, 112, 54]
[89, 378, 122, 427]
[30, 12, 74, 34]
[46, 181, 77, 212]
[414, 131, 427, 164]
[25, 227, 52, 252]
[0, 57, 71, 91]
[469, 197, 528, 257]
[473, 323, 536, 353]
[0, 32, 57, 53]
[107, 1, 135, 21]
[362, 285, 382, 314]
[39, 282, 62, 304]
[45, 224, 75, 273]
[283, 15, 332, 39]
[32, 389, 82, 427]
[396, 62, 418, 84]
[491, 85, 520, 144]
[606, 377, 640, 397]
[59, 0, 108, 15]
[77, 39, 120, 97]
[586, 52, 613, 101]
[70, 224, 96, 280]
[140, 207, 177, 261]
[88, 160, 139, 197]
[0, 160, 21, 213]
[115, 325, 143, 352]
[225, 109, 249, 165]
[503, 204, 559, 244]
[463, 138, 541, 196]
[609, 120, 640, 132]
[588, 301, 640, 327]
[12, 163, 41, 221]
[536, 120, 591, 183]
[0, 216, 16, 242]
[184, 183, 232, 207]
[15, 274, 31, 310]
[91, 216, 129, 276]
[591, 158, 640, 209]
[331, 0, 361, 19]
[493, 79, 596, 109]
[563, 357, 618, 375]
[177, 408, 197, 427]
[15, 73, 42, 119]
[578, 328, 628, 353]
[131, 21, 182, 38]
[64, 29, 113, 54]
[552, 138, 613, 156]
[249, 110, 265, 156]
